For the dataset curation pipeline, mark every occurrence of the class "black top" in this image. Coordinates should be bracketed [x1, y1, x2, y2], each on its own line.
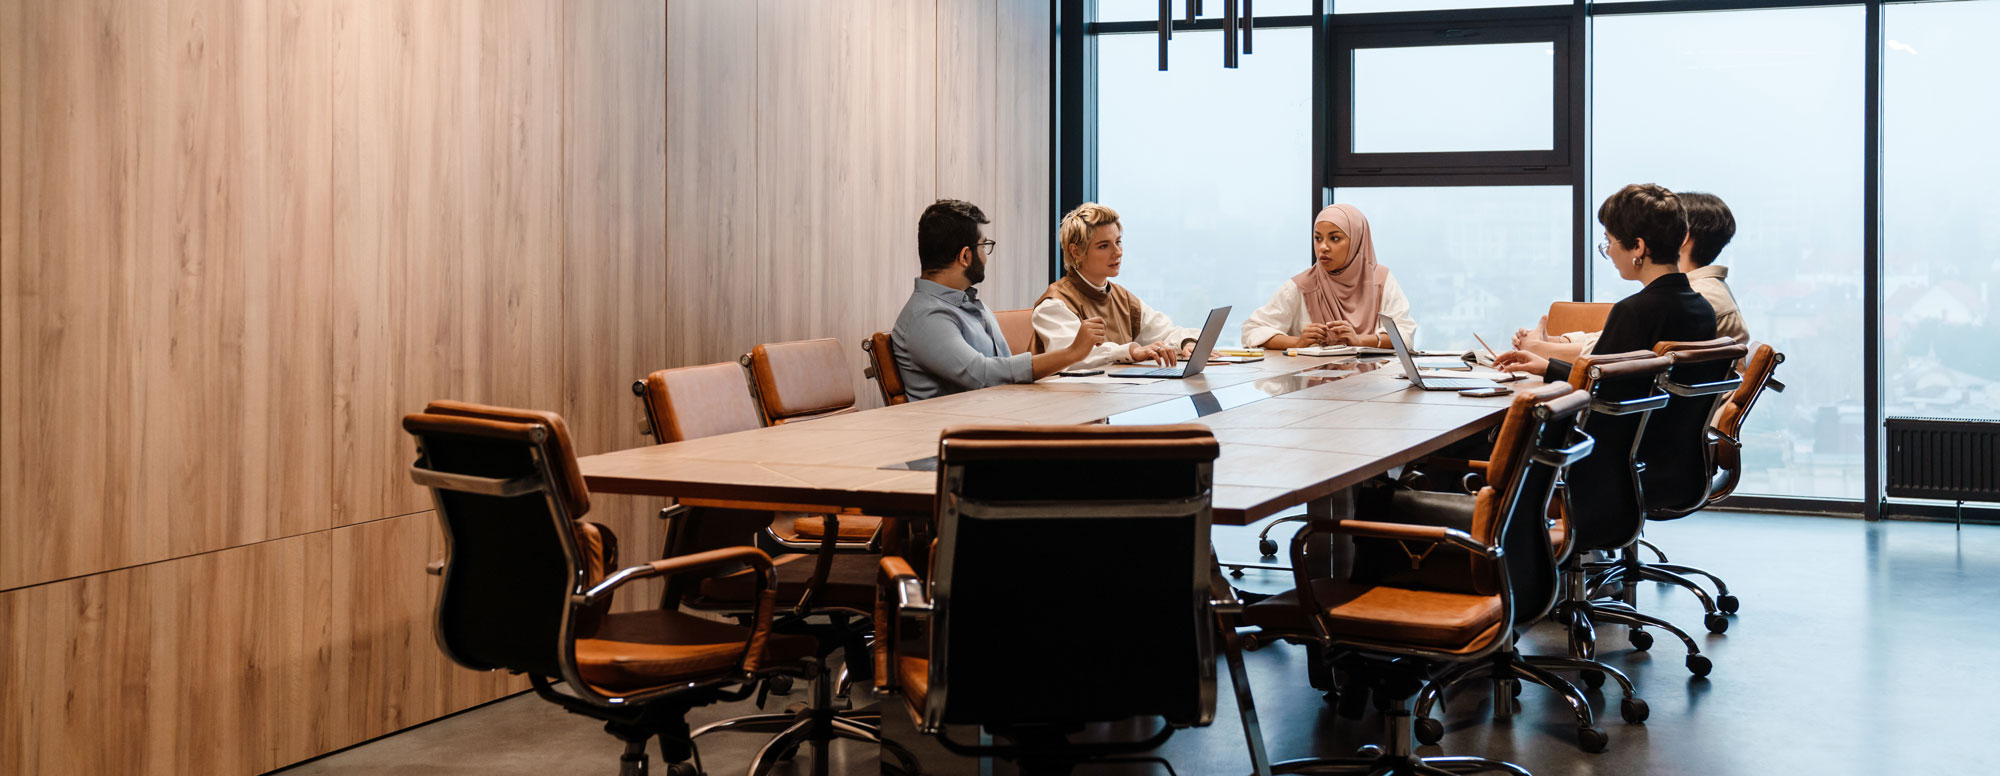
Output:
[1559, 273, 1718, 548]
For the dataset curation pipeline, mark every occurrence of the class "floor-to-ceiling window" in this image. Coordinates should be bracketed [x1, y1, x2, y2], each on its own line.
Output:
[1074, 0, 1997, 514]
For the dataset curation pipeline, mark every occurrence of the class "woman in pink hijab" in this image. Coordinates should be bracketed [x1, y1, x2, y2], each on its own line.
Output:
[1240, 203, 1418, 349]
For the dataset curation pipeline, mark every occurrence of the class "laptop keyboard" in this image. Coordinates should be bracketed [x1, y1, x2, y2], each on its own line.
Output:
[1114, 366, 1186, 378]
[1423, 377, 1496, 389]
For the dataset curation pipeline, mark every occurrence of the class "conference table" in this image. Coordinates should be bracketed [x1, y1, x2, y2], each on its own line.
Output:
[577, 352, 1541, 775]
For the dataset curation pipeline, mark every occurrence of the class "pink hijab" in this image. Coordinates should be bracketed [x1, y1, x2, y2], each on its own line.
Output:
[1291, 203, 1384, 332]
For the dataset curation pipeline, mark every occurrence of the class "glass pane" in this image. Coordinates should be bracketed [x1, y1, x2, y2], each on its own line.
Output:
[1592, 7, 1865, 499]
[1337, 0, 1562, 13]
[1885, 0, 2000, 421]
[1331, 187, 1571, 351]
[1095, 0, 1313, 22]
[1352, 43, 1554, 153]
[1097, 28, 1313, 345]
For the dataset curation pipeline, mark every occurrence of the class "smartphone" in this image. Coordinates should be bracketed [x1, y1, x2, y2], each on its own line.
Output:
[1058, 369, 1104, 377]
[1458, 386, 1512, 398]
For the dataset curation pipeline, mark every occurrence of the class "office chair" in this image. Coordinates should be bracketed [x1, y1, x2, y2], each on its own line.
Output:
[634, 365, 887, 692]
[993, 307, 1036, 355]
[861, 331, 909, 406]
[1545, 302, 1613, 339]
[1583, 339, 1748, 635]
[739, 339, 883, 546]
[876, 424, 1223, 775]
[1550, 352, 1716, 677]
[1379, 384, 1649, 754]
[1236, 384, 1595, 774]
[404, 400, 821, 776]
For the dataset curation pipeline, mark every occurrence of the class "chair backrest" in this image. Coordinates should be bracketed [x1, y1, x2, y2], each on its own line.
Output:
[1644, 338, 1748, 515]
[993, 308, 1034, 356]
[636, 362, 766, 443]
[1493, 384, 1594, 624]
[1564, 351, 1673, 551]
[741, 338, 858, 424]
[925, 424, 1220, 731]
[862, 331, 909, 406]
[403, 401, 603, 685]
[1707, 341, 1786, 503]
[1547, 301, 1613, 336]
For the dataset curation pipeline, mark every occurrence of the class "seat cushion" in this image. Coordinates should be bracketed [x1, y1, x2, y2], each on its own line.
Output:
[788, 514, 883, 542]
[1245, 581, 1504, 654]
[575, 609, 817, 692]
[697, 552, 878, 610]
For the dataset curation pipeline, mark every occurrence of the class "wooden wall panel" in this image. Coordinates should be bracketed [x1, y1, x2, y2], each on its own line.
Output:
[759, 0, 939, 409]
[331, 0, 564, 527]
[937, 0, 999, 249]
[665, 0, 761, 369]
[0, 0, 337, 590]
[0, 530, 333, 775]
[994, 0, 1055, 311]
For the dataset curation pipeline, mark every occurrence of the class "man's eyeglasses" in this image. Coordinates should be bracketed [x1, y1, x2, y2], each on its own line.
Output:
[973, 240, 996, 257]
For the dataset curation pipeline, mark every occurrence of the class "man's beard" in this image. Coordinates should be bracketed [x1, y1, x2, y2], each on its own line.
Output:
[965, 252, 986, 285]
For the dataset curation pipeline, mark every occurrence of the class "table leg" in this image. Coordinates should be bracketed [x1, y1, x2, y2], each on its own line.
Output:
[1296, 489, 1354, 692]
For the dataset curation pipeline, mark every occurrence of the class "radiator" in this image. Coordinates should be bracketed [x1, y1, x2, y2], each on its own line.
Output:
[1885, 417, 2000, 503]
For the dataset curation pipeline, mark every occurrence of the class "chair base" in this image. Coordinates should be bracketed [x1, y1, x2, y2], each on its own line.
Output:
[689, 662, 918, 776]
[1586, 547, 1734, 632]
[1411, 645, 1644, 754]
[1557, 557, 1713, 678]
[1266, 706, 1531, 776]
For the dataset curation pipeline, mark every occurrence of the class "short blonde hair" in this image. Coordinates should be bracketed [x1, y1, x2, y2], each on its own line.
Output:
[1058, 202, 1121, 272]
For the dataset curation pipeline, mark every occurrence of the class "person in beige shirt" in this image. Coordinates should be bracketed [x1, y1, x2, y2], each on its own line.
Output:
[1514, 191, 1747, 357]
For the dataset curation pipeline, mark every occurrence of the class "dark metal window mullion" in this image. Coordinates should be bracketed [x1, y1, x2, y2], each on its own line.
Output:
[1863, 0, 1884, 520]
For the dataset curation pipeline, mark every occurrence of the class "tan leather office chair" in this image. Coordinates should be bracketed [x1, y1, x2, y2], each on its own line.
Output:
[633, 364, 885, 608]
[405, 400, 821, 776]
[741, 338, 861, 425]
[876, 424, 1223, 775]
[1707, 341, 1786, 505]
[1547, 301, 1613, 337]
[1239, 385, 1586, 770]
[861, 331, 909, 406]
[993, 308, 1035, 355]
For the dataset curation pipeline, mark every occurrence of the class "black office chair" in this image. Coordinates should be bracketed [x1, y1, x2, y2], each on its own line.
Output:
[1586, 339, 1746, 635]
[876, 424, 1223, 776]
[1387, 383, 1650, 754]
[1550, 352, 1715, 677]
[405, 400, 822, 776]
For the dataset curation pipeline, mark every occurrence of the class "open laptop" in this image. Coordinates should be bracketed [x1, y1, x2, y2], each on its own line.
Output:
[1109, 306, 1232, 379]
[1380, 313, 1496, 391]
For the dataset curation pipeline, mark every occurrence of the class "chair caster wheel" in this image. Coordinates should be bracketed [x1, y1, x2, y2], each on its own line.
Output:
[1229, 567, 1245, 578]
[666, 762, 701, 776]
[1621, 696, 1649, 724]
[1414, 717, 1444, 746]
[1582, 669, 1606, 689]
[1258, 538, 1279, 557]
[1717, 594, 1740, 614]
[768, 675, 794, 695]
[1511, 680, 1523, 697]
[1628, 629, 1654, 651]
[1355, 744, 1384, 759]
[1577, 726, 1608, 753]
[1705, 613, 1729, 634]
[1686, 654, 1713, 678]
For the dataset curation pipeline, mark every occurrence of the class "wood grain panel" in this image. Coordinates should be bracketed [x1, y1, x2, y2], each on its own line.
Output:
[991, 0, 1054, 310]
[0, 530, 333, 775]
[759, 0, 938, 410]
[331, 0, 563, 526]
[936, 0, 999, 260]
[0, 0, 336, 590]
[665, 0, 761, 369]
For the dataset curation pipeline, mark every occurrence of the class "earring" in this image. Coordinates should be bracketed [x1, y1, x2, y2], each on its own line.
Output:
[1632, 257, 1641, 268]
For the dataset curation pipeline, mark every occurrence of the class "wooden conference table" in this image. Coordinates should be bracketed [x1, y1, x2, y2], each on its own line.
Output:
[577, 352, 1540, 775]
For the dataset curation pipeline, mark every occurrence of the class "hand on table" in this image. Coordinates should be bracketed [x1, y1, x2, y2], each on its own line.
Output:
[1129, 341, 1179, 367]
[1492, 350, 1550, 377]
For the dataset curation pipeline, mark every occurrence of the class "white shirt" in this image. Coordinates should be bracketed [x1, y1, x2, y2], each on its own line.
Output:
[1240, 269, 1417, 349]
[1032, 287, 1204, 371]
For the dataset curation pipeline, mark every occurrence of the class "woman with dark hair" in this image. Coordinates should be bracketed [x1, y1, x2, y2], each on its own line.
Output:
[1494, 184, 1716, 382]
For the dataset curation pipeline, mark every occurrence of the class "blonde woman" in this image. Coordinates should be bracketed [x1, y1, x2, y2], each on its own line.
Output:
[1030, 202, 1203, 369]
[1241, 203, 1417, 350]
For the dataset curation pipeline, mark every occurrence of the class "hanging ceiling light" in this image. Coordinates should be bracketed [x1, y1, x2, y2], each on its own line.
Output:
[1158, 0, 1255, 71]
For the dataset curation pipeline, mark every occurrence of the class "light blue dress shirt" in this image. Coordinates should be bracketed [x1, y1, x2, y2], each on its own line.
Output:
[890, 278, 1033, 401]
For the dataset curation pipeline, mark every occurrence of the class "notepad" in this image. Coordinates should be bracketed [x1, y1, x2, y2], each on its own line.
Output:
[1285, 344, 1396, 357]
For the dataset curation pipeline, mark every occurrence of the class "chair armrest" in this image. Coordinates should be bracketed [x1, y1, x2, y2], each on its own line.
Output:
[879, 557, 929, 613]
[583, 547, 775, 605]
[1327, 519, 1503, 559]
[875, 556, 928, 695]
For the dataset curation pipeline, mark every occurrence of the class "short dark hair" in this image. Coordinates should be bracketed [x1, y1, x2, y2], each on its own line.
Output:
[1678, 191, 1735, 268]
[1597, 183, 1686, 266]
[917, 199, 989, 272]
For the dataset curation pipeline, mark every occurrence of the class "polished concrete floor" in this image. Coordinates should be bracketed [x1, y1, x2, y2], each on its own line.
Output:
[273, 512, 2000, 776]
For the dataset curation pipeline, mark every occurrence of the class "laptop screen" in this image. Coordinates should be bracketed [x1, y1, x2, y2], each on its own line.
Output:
[1378, 312, 1426, 387]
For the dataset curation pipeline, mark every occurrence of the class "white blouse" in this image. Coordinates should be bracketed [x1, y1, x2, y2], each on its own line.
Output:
[1240, 268, 1417, 349]
[1032, 292, 1204, 371]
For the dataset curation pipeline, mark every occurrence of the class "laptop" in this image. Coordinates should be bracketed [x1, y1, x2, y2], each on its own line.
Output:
[1109, 306, 1232, 379]
[1380, 313, 1496, 391]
